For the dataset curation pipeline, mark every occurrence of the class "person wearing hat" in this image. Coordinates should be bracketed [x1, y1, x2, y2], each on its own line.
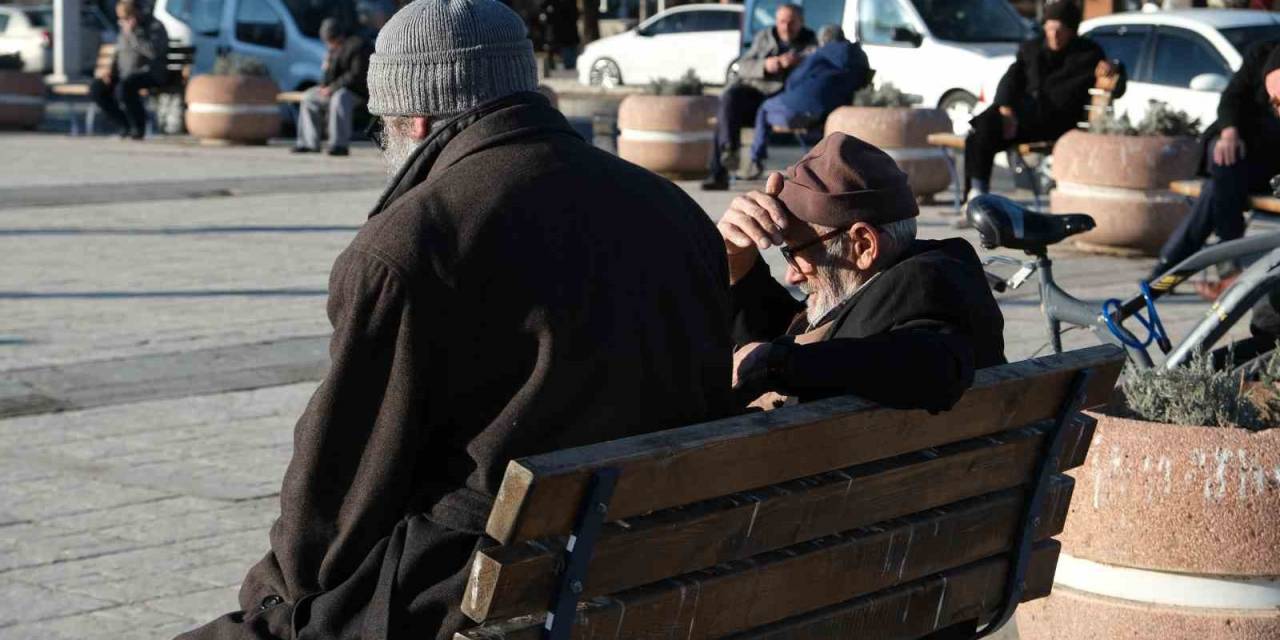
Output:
[180, 1, 733, 638]
[721, 133, 1006, 412]
[1151, 41, 1280, 298]
[963, 0, 1122, 200]
[292, 18, 372, 156]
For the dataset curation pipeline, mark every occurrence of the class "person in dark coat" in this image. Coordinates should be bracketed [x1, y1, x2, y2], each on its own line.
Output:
[177, 1, 733, 639]
[1150, 41, 1280, 296]
[703, 3, 817, 190]
[719, 133, 1006, 412]
[744, 25, 870, 180]
[536, 0, 580, 71]
[89, 0, 168, 140]
[963, 0, 1121, 199]
[293, 19, 372, 156]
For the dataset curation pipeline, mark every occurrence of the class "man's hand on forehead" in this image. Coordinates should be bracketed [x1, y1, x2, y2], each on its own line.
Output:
[718, 172, 791, 252]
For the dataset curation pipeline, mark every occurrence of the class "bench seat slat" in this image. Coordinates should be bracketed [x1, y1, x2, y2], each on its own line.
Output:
[460, 478, 1074, 639]
[730, 541, 1060, 640]
[1169, 179, 1280, 214]
[464, 416, 1095, 621]
[487, 346, 1122, 544]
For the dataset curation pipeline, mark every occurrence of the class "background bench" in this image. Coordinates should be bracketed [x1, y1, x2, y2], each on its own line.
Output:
[457, 345, 1124, 639]
[1170, 179, 1280, 215]
[49, 42, 195, 135]
[928, 132, 1054, 213]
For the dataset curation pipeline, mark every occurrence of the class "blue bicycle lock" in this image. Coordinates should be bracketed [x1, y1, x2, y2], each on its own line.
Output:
[1102, 281, 1172, 354]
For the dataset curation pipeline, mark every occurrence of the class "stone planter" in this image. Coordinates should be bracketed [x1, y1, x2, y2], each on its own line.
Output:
[616, 94, 717, 179]
[184, 75, 281, 145]
[1051, 131, 1201, 256]
[824, 106, 952, 200]
[0, 71, 45, 129]
[1018, 412, 1280, 639]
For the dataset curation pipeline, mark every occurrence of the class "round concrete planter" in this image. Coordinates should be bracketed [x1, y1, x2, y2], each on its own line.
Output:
[0, 71, 45, 129]
[824, 106, 952, 199]
[616, 94, 717, 178]
[1018, 412, 1280, 639]
[184, 75, 281, 145]
[1051, 131, 1201, 256]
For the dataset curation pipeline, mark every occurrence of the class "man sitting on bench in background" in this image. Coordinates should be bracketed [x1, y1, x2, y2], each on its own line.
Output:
[1151, 41, 1280, 298]
[702, 3, 816, 191]
[89, 0, 168, 140]
[720, 133, 1006, 412]
[964, 0, 1121, 200]
[742, 25, 870, 182]
[292, 19, 372, 156]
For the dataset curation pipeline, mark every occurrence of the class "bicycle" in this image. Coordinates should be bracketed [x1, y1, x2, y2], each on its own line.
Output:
[967, 191, 1280, 371]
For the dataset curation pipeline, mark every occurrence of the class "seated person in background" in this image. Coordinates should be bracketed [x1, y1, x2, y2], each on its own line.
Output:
[1151, 41, 1280, 297]
[703, 3, 816, 190]
[964, 0, 1121, 200]
[721, 133, 1007, 412]
[89, 0, 168, 140]
[293, 19, 372, 157]
[742, 25, 870, 181]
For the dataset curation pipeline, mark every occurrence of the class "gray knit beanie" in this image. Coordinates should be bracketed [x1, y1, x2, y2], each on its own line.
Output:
[367, 0, 538, 117]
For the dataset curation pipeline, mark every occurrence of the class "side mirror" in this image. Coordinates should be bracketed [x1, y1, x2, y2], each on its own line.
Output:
[891, 26, 923, 47]
[1189, 73, 1228, 92]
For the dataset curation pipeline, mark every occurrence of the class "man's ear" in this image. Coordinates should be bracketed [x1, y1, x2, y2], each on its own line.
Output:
[409, 116, 432, 140]
[848, 222, 880, 271]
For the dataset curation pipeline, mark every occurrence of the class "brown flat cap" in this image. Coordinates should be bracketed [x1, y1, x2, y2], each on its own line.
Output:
[777, 133, 919, 228]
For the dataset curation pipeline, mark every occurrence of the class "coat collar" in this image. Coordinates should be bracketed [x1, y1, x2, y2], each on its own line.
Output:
[368, 91, 579, 218]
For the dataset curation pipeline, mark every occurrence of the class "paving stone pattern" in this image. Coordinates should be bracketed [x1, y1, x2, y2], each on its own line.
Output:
[1, 133, 1266, 639]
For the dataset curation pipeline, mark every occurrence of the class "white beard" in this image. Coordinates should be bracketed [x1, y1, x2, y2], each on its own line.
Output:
[380, 128, 420, 179]
[801, 257, 866, 326]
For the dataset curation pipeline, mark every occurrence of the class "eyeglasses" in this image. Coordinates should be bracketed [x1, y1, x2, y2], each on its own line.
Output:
[778, 225, 850, 270]
[365, 116, 385, 151]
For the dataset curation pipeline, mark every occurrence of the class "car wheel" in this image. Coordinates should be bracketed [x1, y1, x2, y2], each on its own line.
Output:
[589, 58, 622, 89]
[940, 90, 978, 135]
[725, 61, 740, 86]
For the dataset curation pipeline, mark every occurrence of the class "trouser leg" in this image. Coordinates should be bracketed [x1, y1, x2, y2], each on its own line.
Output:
[118, 73, 155, 135]
[709, 85, 766, 174]
[297, 87, 327, 150]
[750, 97, 796, 163]
[328, 88, 356, 150]
[89, 77, 129, 131]
[963, 109, 1005, 192]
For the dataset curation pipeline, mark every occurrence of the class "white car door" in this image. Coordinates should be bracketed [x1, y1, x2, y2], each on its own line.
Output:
[852, 0, 928, 100]
[161, 0, 226, 74]
[634, 11, 702, 84]
[682, 10, 744, 86]
[1142, 26, 1231, 130]
[226, 0, 290, 84]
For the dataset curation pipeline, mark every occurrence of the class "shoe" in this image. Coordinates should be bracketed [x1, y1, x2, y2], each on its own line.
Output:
[721, 148, 740, 173]
[326, 147, 349, 157]
[1194, 273, 1240, 302]
[737, 160, 765, 182]
[701, 169, 730, 191]
[291, 146, 319, 154]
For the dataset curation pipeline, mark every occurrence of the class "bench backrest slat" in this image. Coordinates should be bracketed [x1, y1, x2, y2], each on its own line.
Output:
[459, 479, 1074, 639]
[464, 415, 1096, 621]
[486, 345, 1122, 544]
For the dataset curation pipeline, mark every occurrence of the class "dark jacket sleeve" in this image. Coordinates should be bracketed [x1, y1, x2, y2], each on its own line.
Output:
[239, 246, 432, 609]
[1217, 42, 1269, 131]
[1041, 42, 1104, 118]
[326, 39, 370, 95]
[993, 43, 1029, 108]
[730, 258, 803, 347]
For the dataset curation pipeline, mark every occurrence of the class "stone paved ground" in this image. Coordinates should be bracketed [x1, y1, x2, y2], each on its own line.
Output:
[0, 132, 1271, 639]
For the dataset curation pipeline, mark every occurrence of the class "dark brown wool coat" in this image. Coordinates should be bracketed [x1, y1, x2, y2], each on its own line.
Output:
[178, 92, 733, 640]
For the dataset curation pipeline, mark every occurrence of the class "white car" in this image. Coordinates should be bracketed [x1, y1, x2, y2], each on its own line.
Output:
[578, 4, 744, 88]
[742, 0, 1031, 134]
[1081, 9, 1280, 129]
[0, 5, 109, 74]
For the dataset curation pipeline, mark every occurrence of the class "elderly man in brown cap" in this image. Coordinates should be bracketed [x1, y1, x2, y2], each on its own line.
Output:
[720, 133, 1006, 412]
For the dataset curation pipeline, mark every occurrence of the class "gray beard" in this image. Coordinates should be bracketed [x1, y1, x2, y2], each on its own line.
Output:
[380, 129, 420, 179]
[801, 265, 865, 326]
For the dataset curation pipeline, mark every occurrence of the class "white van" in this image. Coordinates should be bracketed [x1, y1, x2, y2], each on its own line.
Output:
[742, 0, 1032, 133]
[156, 0, 355, 91]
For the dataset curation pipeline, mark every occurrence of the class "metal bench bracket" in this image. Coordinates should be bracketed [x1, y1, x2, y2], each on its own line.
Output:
[544, 467, 618, 640]
[975, 368, 1093, 639]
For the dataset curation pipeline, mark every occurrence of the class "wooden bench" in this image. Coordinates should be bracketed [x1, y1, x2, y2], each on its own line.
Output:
[49, 42, 195, 135]
[455, 345, 1124, 639]
[1170, 179, 1280, 215]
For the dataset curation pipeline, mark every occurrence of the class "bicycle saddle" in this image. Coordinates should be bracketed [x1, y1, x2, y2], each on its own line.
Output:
[966, 194, 1095, 254]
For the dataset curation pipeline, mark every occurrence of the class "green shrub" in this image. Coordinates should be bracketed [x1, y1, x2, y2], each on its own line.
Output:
[648, 69, 704, 96]
[851, 82, 919, 108]
[1094, 100, 1202, 138]
[212, 53, 270, 77]
[1118, 352, 1280, 431]
[0, 53, 23, 71]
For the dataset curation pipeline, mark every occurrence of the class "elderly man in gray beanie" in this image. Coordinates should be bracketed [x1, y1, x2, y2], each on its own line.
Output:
[178, 1, 732, 639]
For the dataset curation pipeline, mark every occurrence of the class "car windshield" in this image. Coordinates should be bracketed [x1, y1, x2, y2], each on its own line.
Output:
[281, 0, 355, 39]
[909, 0, 1027, 43]
[1220, 24, 1280, 56]
[25, 9, 52, 28]
[744, 0, 847, 48]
